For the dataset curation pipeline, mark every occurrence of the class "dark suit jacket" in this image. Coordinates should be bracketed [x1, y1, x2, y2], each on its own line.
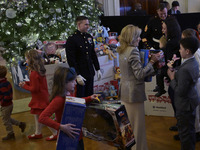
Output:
[170, 57, 199, 115]
[168, 9, 181, 15]
[65, 30, 100, 78]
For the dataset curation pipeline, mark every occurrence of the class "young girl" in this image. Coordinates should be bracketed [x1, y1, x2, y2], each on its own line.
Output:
[39, 66, 98, 150]
[19, 49, 57, 140]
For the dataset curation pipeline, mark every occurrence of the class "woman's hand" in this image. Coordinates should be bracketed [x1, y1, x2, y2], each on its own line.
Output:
[150, 52, 161, 64]
[60, 124, 80, 139]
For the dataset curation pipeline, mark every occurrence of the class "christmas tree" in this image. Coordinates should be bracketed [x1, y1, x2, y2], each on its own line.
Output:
[0, 0, 102, 63]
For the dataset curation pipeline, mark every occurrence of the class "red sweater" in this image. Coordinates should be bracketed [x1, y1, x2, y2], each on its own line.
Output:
[39, 95, 92, 140]
[23, 71, 49, 109]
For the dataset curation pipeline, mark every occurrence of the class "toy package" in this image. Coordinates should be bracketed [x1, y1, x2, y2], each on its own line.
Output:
[56, 97, 86, 150]
[82, 103, 135, 149]
[43, 41, 66, 64]
[140, 49, 165, 82]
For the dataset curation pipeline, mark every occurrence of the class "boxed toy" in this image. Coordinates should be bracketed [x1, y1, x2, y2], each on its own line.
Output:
[56, 96, 86, 150]
[140, 49, 165, 82]
[82, 103, 135, 149]
[43, 40, 66, 64]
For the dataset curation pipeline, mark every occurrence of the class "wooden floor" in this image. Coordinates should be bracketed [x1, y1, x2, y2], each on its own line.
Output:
[0, 112, 200, 150]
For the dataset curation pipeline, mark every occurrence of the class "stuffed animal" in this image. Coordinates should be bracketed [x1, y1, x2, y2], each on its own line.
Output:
[95, 26, 109, 43]
[103, 45, 117, 60]
[167, 54, 180, 71]
[109, 85, 117, 97]
[114, 67, 121, 80]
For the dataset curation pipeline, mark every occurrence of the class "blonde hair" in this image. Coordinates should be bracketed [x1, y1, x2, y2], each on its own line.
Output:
[159, 35, 167, 48]
[25, 49, 46, 76]
[117, 25, 141, 54]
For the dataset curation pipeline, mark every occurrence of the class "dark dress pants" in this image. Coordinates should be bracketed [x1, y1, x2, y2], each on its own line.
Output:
[176, 110, 196, 150]
[77, 76, 94, 97]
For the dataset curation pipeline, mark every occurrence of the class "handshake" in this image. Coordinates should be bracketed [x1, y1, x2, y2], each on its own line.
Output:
[76, 70, 102, 86]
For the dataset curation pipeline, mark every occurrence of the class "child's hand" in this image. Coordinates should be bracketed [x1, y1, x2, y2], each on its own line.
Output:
[60, 124, 80, 139]
[19, 81, 25, 87]
[91, 94, 101, 102]
[167, 69, 175, 80]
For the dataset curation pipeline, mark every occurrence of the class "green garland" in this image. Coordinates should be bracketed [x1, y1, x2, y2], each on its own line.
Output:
[0, 0, 102, 63]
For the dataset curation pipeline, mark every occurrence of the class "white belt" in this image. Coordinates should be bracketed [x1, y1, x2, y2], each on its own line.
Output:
[153, 38, 160, 43]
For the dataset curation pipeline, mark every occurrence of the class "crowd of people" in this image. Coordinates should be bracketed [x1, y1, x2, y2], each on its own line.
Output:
[1, 1, 200, 150]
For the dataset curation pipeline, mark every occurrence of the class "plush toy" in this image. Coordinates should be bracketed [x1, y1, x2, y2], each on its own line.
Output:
[44, 42, 61, 64]
[103, 45, 117, 60]
[109, 85, 117, 97]
[114, 67, 121, 80]
[167, 54, 180, 71]
[95, 26, 109, 43]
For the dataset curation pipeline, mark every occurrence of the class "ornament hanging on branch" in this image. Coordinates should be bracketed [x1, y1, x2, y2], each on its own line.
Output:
[6, 8, 16, 19]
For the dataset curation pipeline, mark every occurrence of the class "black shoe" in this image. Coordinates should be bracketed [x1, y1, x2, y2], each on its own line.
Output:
[19, 122, 26, 133]
[196, 132, 200, 142]
[153, 86, 159, 92]
[174, 134, 180, 140]
[2, 133, 15, 141]
[155, 90, 166, 97]
[169, 125, 178, 131]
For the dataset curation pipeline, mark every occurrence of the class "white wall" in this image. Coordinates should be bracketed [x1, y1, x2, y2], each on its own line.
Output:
[103, 0, 120, 16]
[188, 0, 200, 13]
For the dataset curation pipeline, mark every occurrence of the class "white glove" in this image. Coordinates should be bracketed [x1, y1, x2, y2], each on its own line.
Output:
[76, 75, 86, 86]
[97, 70, 102, 81]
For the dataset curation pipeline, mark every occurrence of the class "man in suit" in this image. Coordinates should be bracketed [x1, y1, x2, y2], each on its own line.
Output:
[65, 16, 102, 97]
[127, 3, 146, 16]
[168, 1, 181, 15]
[168, 37, 200, 150]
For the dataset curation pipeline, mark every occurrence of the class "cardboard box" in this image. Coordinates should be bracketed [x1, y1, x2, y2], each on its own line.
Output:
[144, 76, 174, 117]
[56, 97, 86, 150]
[82, 103, 135, 149]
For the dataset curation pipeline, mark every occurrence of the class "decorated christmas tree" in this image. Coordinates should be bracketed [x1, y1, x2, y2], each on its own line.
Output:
[0, 0, 103, 63]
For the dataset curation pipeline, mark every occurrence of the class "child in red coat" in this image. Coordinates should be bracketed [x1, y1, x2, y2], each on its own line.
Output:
[39, 66, 98, 150]
[19, 49, 57, 140]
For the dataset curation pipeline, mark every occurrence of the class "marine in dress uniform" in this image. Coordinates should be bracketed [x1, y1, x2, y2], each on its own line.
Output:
[142, 3, 169, 50]
[66, 30, 100, 97]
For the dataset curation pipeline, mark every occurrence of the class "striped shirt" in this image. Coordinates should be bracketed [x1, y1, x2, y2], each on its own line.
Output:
[0, 78, 13, 106]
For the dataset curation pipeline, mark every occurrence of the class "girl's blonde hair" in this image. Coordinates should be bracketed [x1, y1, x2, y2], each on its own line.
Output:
[25, 49, 46, 76]
[117, 24, 141, 54]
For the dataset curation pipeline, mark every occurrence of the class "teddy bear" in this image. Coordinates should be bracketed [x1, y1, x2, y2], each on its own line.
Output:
[103, 45, 117, 60]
